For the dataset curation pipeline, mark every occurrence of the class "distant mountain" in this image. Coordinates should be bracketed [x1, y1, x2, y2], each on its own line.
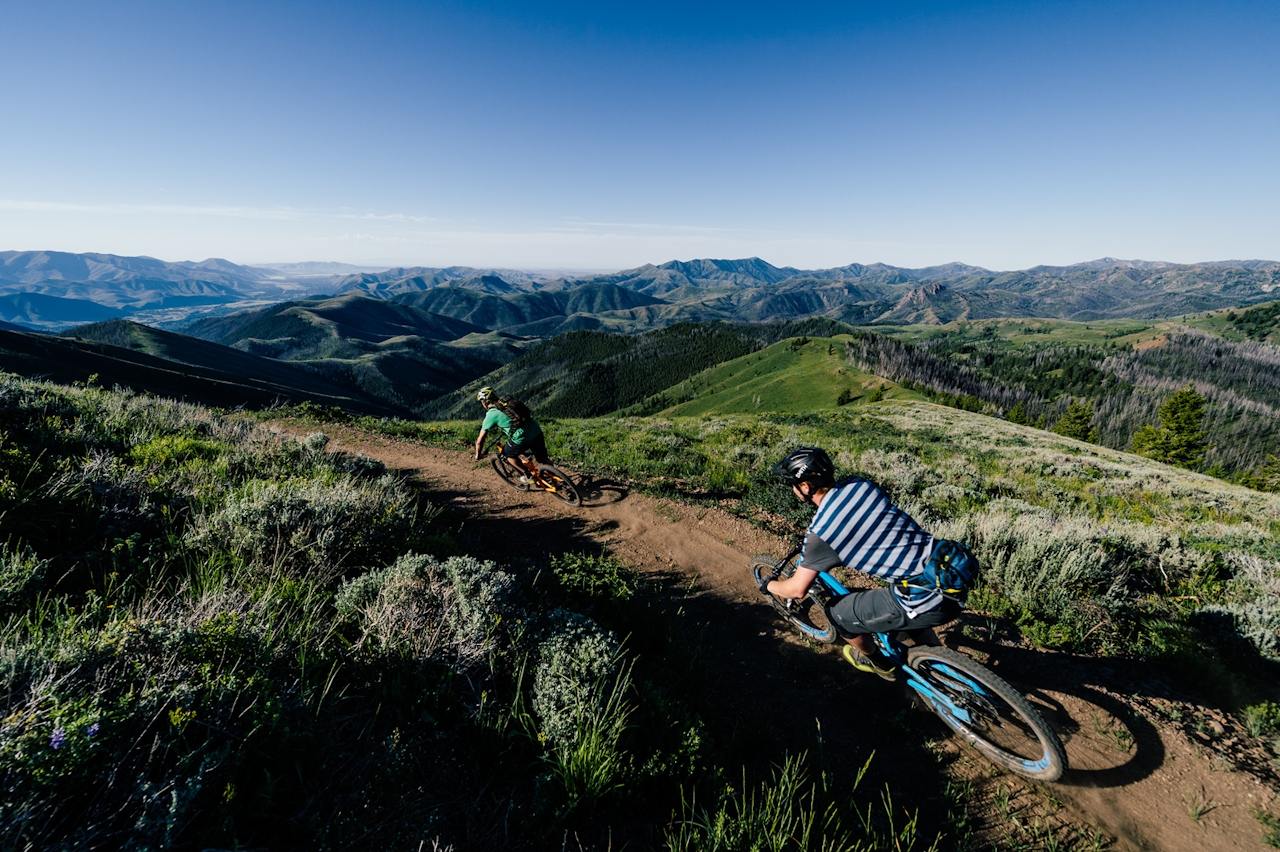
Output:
[0, 250, 270, 288]
[185, 293, 487, 352]
[8, 250, 1280, 336]
[0, 292, 124, 325]
[333, 265, 555, 298]
[391, 282, 666, 331]
[255, 261, 390, 277]
[0, 251, 293, 329]
[182, 293, 527, 409]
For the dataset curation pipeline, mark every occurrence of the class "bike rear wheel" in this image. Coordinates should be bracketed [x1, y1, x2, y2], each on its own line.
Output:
[906, 645, 1066, 781]
[491, 455, 531, 491]
[750, 555, 838, 644]
[534, 464, 581, 507]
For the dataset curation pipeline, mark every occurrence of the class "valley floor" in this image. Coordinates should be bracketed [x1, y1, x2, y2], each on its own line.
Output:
[274, 419, 1280, 852]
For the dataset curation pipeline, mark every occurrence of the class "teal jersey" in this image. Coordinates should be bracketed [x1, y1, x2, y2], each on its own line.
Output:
[482, 407, 542, 444]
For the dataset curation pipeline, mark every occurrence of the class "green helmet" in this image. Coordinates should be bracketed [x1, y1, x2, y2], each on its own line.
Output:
[477, 386, 495, 403]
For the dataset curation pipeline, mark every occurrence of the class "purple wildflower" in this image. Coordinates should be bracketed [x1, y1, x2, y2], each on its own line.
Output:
[50, 726, 66, 750]
[86, 723, 100, 738]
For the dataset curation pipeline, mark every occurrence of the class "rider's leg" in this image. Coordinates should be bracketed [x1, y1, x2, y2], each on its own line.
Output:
[501, 441, 538, 478]
[902, 627, 943, 647]
[524, 434, 551, 470]
[899, 601, 962, 646]
[847, 633, 883, 657]
[505, 438, 546, 472]
[828, 588, 904, 669]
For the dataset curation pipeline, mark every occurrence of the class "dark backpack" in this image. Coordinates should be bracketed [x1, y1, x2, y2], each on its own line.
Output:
[494, 395, 532, 429]
[898, 540, 979, 602]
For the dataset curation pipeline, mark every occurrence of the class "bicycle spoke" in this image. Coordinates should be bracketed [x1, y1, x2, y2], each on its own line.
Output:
[908, 646, 1065, 781]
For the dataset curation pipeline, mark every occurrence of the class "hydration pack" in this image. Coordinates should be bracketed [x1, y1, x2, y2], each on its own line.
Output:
[899, 540, 979, 602]
[494, 395, 532, 429]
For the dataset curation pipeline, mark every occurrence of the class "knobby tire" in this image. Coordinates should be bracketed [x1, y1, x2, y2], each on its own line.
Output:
[749, 555, 838, 644]
[535, 465, 581, 507]
[491, 455, 531, 491]
[906, 645, 1066, 782]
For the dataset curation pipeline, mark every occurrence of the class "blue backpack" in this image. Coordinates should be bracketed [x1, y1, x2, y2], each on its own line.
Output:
[898, 540, 979, 602]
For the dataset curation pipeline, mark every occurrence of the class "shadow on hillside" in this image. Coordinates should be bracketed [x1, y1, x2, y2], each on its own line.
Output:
[638, 568, 970, 841]
[417, 490, 966, 841]
[420, 465, 1168, 802]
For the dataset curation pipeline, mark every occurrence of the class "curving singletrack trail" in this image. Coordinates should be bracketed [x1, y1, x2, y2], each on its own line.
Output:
[277, 421, 1279, 851]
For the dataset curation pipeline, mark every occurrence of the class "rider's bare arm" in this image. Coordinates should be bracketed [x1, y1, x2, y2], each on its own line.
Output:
[474, 428, 488, 460]
[768, 565, 819, 599]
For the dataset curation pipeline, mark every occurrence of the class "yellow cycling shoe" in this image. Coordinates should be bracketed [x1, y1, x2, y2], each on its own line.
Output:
[843, 644, 897, 682]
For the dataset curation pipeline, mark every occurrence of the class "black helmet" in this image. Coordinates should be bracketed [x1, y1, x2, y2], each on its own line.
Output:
[772, 447, 835, 488]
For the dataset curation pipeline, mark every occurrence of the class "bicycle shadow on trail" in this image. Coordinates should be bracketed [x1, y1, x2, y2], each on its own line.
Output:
[571, 474, 629, 506]
[655, 573, 969, 840]
[948, 634, 1165, 789]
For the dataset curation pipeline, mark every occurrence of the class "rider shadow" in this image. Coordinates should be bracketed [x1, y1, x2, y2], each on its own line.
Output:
[949, 631, 1165, 788]
[572, 474, 629, 507]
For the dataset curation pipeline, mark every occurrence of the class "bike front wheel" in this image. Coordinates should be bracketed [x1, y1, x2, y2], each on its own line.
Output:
[535, 464, 581, 507]
[750, 555, 838, 644]
[906, 645, 1066, 782]
[491, 455, 531, 491]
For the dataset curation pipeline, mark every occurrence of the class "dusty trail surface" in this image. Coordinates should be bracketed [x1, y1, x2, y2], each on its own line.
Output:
[279, 422, 1278, 852]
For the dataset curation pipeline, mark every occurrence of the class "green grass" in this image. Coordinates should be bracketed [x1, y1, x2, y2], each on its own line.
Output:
[644, 335, 924, 416]
[338, 397, 1280, 707]
[6, 372, 944, 851]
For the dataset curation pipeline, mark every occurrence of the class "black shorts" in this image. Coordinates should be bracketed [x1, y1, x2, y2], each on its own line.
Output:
[503, 433, 550, 465]
[828, 586, 961, 636]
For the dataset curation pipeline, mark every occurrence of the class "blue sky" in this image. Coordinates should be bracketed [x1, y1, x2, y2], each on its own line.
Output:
[2, 0, 1277, 270]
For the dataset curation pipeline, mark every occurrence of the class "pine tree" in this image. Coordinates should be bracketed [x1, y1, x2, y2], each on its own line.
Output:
[1131, 384, 1210, 468]
[1051, 400, 1096, 442]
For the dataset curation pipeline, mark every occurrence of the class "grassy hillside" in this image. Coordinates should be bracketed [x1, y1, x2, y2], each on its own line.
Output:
[0, 326, 408, 416]
[626, 335, 922, 416]
[355, 400, 1280, 713]
[181, 294, 529, 411]
[184, 293, 486, 353]
[0, 373, 924, 850]
[421, 318, 858, 420]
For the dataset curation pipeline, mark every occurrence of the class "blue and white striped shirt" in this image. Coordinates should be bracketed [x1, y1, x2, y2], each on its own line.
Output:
[798, 477, 940, 617]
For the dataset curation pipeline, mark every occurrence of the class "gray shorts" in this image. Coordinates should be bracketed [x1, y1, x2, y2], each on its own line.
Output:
[829, 586, 961, 636]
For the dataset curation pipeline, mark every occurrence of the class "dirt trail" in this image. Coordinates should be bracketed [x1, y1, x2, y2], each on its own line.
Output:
[281, 422, 1278, 851]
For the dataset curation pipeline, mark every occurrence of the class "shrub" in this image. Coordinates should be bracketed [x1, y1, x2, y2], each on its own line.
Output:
[550, 553, 638, 601]
[1194, 602, 1280, 659]
[532, 611, 621, 749]
[0, 549, 47, 612]
[186, 474, 422, 581]
[1242, 702, 1280, 739]
[335, 553, 518, 665]
[940, 502, 1213, 650]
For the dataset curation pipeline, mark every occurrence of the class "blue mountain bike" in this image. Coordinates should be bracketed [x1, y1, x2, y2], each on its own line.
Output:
[751, 552, 1066, 782]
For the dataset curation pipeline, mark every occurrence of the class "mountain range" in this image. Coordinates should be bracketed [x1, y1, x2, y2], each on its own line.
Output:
[4, 251, 1279, 333]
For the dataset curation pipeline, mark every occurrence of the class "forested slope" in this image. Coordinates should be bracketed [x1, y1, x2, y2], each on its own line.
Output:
[421, 318, 857, 419]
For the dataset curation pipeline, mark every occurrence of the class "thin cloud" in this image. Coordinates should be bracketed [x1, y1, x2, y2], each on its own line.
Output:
[0, 199, 300, 220]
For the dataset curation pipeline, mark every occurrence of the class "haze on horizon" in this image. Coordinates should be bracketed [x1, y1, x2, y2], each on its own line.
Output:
[3, 0, 1278, 273]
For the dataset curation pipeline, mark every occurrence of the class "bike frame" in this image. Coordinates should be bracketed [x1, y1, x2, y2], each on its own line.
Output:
[768, 554, 1062, 779]
[812, 569, 1041, 758]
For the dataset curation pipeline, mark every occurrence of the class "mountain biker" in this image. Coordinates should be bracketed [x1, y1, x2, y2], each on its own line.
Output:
[762, 447, 963, 681]
[473, 387, 551, 470]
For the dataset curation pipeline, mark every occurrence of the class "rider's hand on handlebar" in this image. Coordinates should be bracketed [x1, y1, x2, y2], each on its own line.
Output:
[758, 572, 776, 596]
